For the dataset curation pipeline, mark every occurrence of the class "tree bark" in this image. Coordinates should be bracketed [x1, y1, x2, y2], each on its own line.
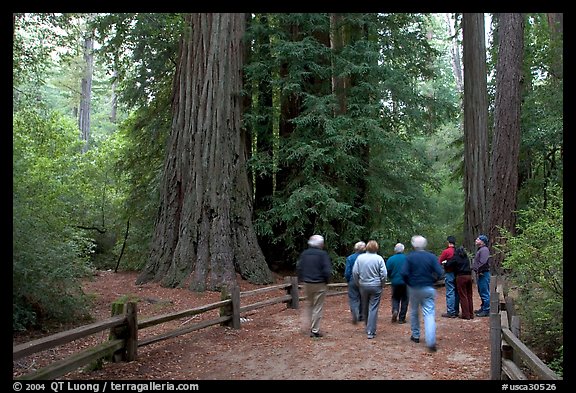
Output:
[488, 13, 524, 273]
[136, 13, 273, 291]
[462, 13, 490, 251]
[547, 13, 563, 80]
[79, 24, 94, 153]
[445, 13, 463, 93]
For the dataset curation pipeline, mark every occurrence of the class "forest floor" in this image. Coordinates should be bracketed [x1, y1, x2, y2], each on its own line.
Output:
[13, 270, 491, 381]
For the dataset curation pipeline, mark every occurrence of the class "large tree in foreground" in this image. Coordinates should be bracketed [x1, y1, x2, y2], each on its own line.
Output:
[137, 13, 273, 291]
[462, 13, 490, 250]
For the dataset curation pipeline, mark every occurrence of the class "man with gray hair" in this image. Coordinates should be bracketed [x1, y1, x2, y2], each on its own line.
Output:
[386, 242, 409, 323]
[297, 234, 332, 338]
[401, 235, 444, 352]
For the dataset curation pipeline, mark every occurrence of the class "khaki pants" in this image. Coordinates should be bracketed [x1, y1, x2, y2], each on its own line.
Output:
[304, 282, 328, 333]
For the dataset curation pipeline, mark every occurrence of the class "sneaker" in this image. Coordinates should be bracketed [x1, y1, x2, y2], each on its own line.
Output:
[441, 312, 457, 318]
[392, 311, 398, 323]
[476, 310, 489, 317]
[474, 308, 482, 314]
[410, 336, 420, 343]
[367, 334, 375, 339]
[427, 345, 437, 353]
[398, 319, 406, 324]
[310, 331, 324, 338]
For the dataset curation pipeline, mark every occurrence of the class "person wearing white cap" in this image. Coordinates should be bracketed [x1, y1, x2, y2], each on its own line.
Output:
[296, 234, 332, 338]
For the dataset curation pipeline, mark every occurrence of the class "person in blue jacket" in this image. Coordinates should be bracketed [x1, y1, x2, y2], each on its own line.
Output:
[385, 243, 409, 323]
[401, 235, 444, 353]
[344, 241, 366, 324]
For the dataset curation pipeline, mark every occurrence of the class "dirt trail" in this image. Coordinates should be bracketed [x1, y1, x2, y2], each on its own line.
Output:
[13, 271, 490, 380]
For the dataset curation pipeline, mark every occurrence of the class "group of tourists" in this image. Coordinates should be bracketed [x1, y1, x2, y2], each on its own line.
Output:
[296, 233, 492, 353]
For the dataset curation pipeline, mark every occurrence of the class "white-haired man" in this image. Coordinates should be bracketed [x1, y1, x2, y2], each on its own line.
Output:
[386, 243, 409, 323]
[400, 235, 444, 352]
[296, 234, 332, 338]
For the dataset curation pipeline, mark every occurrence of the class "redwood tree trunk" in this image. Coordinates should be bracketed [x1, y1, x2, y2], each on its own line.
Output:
[137, 13, 273, 291]
[488, 13, 524, 273]
[79, 28, 94, 153]
[462, 13, 490, 251]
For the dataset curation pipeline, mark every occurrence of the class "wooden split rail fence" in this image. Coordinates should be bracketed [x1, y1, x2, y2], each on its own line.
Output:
[13, 277, 348, 380]
[488, 275, 562, 380]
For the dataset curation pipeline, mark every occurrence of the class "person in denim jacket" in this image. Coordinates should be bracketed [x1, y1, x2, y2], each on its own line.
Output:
[472, 234, 491, 317]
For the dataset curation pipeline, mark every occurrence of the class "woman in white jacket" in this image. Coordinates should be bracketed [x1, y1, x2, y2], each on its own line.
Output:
[352, 240, 387, 339]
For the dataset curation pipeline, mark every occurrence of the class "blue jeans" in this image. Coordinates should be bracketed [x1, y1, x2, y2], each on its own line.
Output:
[476, 272, 491, 312]
[445, 272, 460, 315]
[407, 285, 437, 348]
[347, 280, 363, 322]
[359, 285, 383, 336]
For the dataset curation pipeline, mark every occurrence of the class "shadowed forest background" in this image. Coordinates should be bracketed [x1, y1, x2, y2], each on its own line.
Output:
[12, 12, 563, 375]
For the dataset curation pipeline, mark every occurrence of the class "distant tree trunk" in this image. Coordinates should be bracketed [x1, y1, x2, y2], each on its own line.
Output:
[136, 13, 273, 291]
[462, 13, 490, 251]
[79, 27, 94, 153]
[109, 69, 118, 123]
[547, 13, 563, 80]
[488, 13, 524, 273]
[445, 13, 463, 93]
[330, 13, 348, 115]
[251, 14, 275, 217]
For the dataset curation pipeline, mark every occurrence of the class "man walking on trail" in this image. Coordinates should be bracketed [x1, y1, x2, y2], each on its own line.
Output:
[401, 235, 444, 352]
[297, 234, 332, 338]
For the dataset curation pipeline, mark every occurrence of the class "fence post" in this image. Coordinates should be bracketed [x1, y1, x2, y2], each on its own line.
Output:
[490, 277, 502, 380]
[286, 276, 299, 309]
[220, 285, 241, 329]
[125, 302, 138, 361]
[109, 300, 126, 362]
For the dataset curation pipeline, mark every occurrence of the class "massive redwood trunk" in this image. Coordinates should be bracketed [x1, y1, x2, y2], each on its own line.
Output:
[136, 13, 273, 291]
[488, 13, 524, 273]
[462, 13, 490, 251]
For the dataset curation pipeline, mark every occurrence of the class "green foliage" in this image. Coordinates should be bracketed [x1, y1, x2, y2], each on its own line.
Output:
[13, 109, 94, 331]
[248, 13, 460, 266]
[499, 186, 562, 371]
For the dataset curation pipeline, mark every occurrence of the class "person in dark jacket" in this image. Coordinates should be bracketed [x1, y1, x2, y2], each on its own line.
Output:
[401, 235, 444, 352]
[439, 235, 460, 318]
[445, 246, 474, 319]
[386, 243, 409, 323]
[297, 234, 332, 338]
[344, 241, 366, 324]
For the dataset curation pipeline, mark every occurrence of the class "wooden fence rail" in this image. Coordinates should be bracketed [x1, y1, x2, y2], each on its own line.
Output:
[13, 277, 344, 380]
[489, 275, 561, 380]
